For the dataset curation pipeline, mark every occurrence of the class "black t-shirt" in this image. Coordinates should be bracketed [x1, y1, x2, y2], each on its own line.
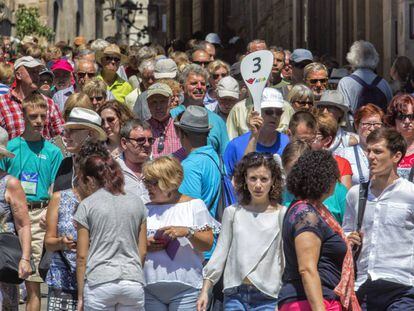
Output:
[53, 156, 73, 192]
[278, 201, 347, 305]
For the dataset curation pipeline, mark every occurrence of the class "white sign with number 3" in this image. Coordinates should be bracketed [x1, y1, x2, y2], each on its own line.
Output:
[240, 50, 274, 115]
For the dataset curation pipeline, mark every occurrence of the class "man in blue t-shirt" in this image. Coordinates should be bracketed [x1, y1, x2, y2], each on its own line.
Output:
[224, 87, 289, 177]
[170, 63, 229, 155]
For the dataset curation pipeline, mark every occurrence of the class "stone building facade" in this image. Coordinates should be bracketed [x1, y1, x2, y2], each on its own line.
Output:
[149, 0, 414, 78]
[0, 0, 149, 45]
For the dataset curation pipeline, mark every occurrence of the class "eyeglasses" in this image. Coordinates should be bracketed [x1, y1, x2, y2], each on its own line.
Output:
[126, 136, 155, 145]
[360, 122, 383, 129]
[193, 60, 210, 67]
[157, 133, 165, 153]
[90, 96, 104, 102]
[104, 56, 121, 63]
[262, 109, 283, 117]
[142, 178, 158, 187]
[294, 100, 313, 107]
[396, 113, 414, 121]
[308, 78, 328, 85]
[77, 72, 96, 78]
[212, 73, 228, 80]
[317, 105, 338, 113]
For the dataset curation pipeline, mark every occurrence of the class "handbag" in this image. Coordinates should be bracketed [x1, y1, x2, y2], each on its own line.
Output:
[39, 247, 72, 281]
[0, 231, 24, 284]
[47, 287, 77, 311]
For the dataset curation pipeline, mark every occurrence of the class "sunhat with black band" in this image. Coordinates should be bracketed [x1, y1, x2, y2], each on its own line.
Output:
[174, 105, 212, 133]
[64, 108, 107, 141]
[0, 127, 14, 158]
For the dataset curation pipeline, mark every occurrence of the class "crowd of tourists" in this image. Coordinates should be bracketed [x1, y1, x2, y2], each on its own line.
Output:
[0, 32, 413, 311]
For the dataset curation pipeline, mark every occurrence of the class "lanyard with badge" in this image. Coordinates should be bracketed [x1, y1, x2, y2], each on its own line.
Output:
[19, 139, 41, 196]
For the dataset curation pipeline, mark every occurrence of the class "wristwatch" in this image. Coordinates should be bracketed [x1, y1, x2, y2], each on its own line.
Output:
[186, 227, 196, 239]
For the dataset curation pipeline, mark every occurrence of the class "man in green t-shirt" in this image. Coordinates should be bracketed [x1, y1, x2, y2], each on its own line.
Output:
[0, 92, 63, 311]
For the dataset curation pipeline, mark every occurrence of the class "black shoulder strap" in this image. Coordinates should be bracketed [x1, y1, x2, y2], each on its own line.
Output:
[356, 182, 369, 231]
[58, 251, 72, 271]
[371, 76, 382, 86]
[409, 166, 414, 183]
[350, 74, 368, 87]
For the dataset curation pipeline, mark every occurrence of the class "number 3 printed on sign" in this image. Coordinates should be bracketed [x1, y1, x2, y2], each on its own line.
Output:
[252, 57, 261, 73]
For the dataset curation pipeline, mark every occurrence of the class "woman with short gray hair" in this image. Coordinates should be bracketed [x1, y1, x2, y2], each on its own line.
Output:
[287, 84, 315, 112]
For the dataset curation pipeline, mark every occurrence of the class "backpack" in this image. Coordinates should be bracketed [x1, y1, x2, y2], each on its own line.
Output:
[201, 153, 237, 223]
[350, 74, 388, 112]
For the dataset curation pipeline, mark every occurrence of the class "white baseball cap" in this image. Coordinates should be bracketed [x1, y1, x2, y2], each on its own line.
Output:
[260, 88, 284, 109]
[14, 56, 43, 70]
[217, 76, 239, 99]
[154, 58, 178, 79]
[205, 33, 221, 45]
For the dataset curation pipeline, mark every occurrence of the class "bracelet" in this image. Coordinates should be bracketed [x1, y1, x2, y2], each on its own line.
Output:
[20, 257, 30, 262]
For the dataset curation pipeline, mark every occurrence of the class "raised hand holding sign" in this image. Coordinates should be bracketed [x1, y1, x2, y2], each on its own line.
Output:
[240, 50, 274, 115]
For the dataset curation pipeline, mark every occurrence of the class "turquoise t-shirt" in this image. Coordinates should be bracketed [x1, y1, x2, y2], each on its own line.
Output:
[179, 145, 222, 259]
[170, 105, 229, 155]
[282, 182, 348, 224]
[0, 137, 63, 202]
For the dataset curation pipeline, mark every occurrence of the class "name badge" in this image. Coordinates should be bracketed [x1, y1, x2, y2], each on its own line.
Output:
[21, 172, 38, 195]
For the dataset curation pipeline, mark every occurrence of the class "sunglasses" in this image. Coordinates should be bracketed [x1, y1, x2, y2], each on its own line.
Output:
[104, 56, 121, 63]
[126, 136, 156, 145]
[212, 73, 228, 80]
[396, 113, 414, 121]
[262, 109, 283, 116]
[250, 152, 274, 160]
[77, 71, 96, 78]
[101, 117, 117, 125]
[308, 78, 328, 85]
[317, 105, 338, 113]
[295, 100, 313, 107]
[194, 60, 210, 67]
[90, 96, 104, 102]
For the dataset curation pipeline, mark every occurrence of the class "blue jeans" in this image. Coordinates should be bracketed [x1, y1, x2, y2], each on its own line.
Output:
[223, 284, 278, 311]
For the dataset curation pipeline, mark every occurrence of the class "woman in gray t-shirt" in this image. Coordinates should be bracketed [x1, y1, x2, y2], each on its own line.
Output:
[73, 142, 147, 311]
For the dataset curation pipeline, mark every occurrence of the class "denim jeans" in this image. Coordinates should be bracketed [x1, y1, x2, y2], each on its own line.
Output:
[223, 284, 278, 311]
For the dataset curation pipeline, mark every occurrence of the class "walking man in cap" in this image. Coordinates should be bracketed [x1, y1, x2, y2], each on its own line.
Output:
[0, 56, 64, 139]
[170, 64, 229, 155]
[290, 48, 314, 84]
[0, 93, 63, 311]
[51, 59, 75, 111]
[97, 44, 133, 104]
[146, 83, 183, 159]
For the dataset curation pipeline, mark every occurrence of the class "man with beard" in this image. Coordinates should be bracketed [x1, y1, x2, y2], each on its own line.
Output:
[170, 64, 229, 155]
[304, 62, 329, 101]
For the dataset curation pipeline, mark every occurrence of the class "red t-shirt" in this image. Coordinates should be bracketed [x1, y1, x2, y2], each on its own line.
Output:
[334, 155, 353, 177]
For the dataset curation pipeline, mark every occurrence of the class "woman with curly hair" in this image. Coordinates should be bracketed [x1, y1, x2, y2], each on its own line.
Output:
[385, 94, 414, 181]
[98, 100, 134, 158]
[197, 152, 286, 311]
[278, 150, 360, 311]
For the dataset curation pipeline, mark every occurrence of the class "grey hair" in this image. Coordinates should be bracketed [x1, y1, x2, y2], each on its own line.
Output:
[137, 46, 157, 61]
[120, 118, 151, 138]
[77, 49, 94, 57]
[90, 39, 110, 52]
[138, 59, 156, 74]
[247, 39, 267, 52]
[303, 62, 328, 80]
[346, 40, 379, 70]
[287, 83, 315, 103]
[178, 64, 209, 84]
[75, 59, 99, 72]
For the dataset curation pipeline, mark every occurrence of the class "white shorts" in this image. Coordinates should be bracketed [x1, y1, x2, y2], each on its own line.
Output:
[84, 280, 145, 311]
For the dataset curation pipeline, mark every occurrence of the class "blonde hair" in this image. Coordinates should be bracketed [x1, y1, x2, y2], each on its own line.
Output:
[22, 92, 47, 111]
[42, 45, 62, 63]
[0, 62, 14, 85]
[207, 60, 230, 75]
[157, 78, 181, 94]
[63, 93, 93, 121]
[82, 78, 108, 98]
[169, 51, 190, 72]
[142, 156, 183, 192]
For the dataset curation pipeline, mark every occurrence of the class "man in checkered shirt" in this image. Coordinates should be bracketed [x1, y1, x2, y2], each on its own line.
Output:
[0, 56, 64, 139]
